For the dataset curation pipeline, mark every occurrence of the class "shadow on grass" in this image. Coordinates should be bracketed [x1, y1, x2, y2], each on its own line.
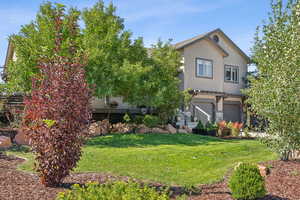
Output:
[7, 144, 31, 153]
[86, 133, 240, 148]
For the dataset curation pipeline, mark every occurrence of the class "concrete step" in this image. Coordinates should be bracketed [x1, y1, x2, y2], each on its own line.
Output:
[187, 122, 198, 129]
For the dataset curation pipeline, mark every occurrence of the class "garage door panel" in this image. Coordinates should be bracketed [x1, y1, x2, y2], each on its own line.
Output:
[223, 102, 241, 122]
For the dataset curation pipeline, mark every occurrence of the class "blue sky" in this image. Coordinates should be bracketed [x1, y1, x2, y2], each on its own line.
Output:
[0, 0, 271, 66]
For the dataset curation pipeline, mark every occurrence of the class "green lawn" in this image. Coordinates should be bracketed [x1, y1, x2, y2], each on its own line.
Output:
[7, 134, 277, 186]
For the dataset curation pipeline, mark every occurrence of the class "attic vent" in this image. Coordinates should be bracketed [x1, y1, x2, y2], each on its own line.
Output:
[212, 35, 219, 43]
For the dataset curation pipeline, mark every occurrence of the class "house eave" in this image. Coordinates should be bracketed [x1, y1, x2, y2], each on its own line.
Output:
[175, 36, 229, 57]
[189, 89, 244, 98]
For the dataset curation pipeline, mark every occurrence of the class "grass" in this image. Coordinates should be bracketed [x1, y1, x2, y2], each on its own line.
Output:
[7, 133, 277, 186]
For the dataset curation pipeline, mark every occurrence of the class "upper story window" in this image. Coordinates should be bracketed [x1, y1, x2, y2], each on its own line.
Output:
[225, 65, 239, 83]
[196, 58, 213, 78]
[212, 35, 219, 43]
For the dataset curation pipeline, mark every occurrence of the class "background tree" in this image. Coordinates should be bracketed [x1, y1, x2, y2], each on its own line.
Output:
[3, 1, 184, 123]
[245, 0, 300, 160]
[82, 0, 148, 98]
[4, 2, 81, 93]
[118, 40, 183, 122]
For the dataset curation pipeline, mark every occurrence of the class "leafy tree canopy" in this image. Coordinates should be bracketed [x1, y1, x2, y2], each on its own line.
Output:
[117, 40, 183, 121]
[3, 1, 184, 121]
[4, 2, 81, 93]
[245, 0, 300, 160]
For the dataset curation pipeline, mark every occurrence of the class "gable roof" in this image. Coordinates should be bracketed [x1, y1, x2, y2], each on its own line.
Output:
[2, 39, 14, 81]
[174, 28, 250, 63]
[4, 39, 14, 68]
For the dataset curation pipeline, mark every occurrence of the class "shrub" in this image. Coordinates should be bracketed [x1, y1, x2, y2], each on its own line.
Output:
[205, 122, 218, 131]
[229, 163, 266, 200]
[133, 115, 144, 124]
[230, 122, 243, 137]
[217, 121, 243, 137]
[22, 10, 91, 186]
[56, 181, 169, 200]
[195, 121, 205, 130]
[143, 115, 160, 128]
[123, 113, 131, 123]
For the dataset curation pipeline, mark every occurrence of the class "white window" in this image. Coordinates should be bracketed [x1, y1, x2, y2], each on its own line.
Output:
[225, 65, 239, 83]
[196, 58, 213, 78]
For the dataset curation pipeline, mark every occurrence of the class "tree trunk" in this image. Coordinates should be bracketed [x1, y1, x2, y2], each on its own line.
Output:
[280, 150, 291, 161]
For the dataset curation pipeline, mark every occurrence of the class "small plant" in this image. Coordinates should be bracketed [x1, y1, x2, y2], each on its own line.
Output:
[56, 181, 170, 200]
[195, 121, 205, 130]
[182, 184, 202, 196]
[205, 122, 218, 131]
[143, 115, 161, 128]
[123, 113, 131, 123]
[229, 163, 266, 200]
[217, 121, 230, 137]
[217, 121, 243, 137]
[133, 115, 144, 124]
[231, 122, 243, 137]
[290, 170, 299, 176]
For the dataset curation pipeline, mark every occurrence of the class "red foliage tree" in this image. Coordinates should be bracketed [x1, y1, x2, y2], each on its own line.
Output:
[22, 6, 92, 187]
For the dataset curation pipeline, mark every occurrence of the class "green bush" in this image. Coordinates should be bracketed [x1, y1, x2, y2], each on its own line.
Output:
[205, 122, 218, 131]
[56, 181, 169, 200]
[143, 115, 161, 128]
[229, 163, 266, 200]
[123, 113, 131, 123]
[195, 121, 205, 130]
[133, 115, 145, 124]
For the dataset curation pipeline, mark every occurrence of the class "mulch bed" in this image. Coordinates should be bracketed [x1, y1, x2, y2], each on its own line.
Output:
[0, 154, 299, 200]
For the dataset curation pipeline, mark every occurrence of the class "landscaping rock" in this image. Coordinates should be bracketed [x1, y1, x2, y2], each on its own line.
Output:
[14, 130, 30, 146]
[136, 127, 152, 134]
[166, 124, 177, 134]
[258, 164, 269, 177]
[177, 129, 188, 134]
[151, 127, 169, 134]
[185, 127, 192, 133]
[89, 119, 110, 136]
[0, 136, 12, 149]
[110, 123, 132, 134]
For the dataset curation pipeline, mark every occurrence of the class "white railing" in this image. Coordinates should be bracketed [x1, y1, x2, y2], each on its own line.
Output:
[192, 103, 211, 122]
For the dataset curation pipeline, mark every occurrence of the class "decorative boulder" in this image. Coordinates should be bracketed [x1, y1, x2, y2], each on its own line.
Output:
[14, 130, 30, 146]
[89, 119, 110, 136]
[136, 127, 152, 134]
[110, 123, 132, 134]
[178, 129, 188, 134]
[166, 124, 177, 134]
[257, 165, 269, 177]
[151, 127, 169, 134]
[0, 136, 12, 149]
[185, 127, 192, 133]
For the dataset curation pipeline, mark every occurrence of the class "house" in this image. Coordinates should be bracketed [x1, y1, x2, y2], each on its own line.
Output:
[2, 28, 249, 124]
[175, 28, 250, 126]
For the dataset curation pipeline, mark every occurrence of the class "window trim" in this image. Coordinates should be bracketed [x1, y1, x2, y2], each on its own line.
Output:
[224, 65, 239, 84]
[195, 57, 213, 79]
